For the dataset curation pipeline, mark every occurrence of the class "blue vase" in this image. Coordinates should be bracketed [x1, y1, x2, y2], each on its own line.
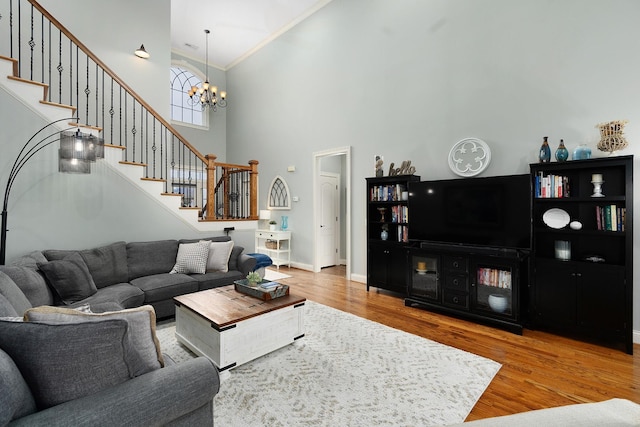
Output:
[539, 136, 551, 163]
[555, 139, 569, 162]
[280, 216, 288, 230]
[573, 144, 592, 160]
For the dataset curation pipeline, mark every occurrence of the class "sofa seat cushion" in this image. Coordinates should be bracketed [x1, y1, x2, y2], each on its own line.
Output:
[191, 270, 243, 291]
[0, 318, 133, 409]
[71, 283, 145, 309]
[0, 348, 37, 425]
[37, 253, 98, 304]
[24, 305, 164, 377]
[127, 240, 179, 280]
[131, 273, 198, 303]
[0, 266, 53, 307]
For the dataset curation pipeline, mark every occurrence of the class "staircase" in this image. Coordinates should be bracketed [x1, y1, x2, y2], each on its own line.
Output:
[0, 0, 258, 233]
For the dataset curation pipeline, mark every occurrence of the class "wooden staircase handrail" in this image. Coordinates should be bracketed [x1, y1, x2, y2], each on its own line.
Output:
[28, 0, 208, 165]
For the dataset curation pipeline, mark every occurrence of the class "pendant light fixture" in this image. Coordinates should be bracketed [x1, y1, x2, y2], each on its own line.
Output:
[187, 29, 227, 111]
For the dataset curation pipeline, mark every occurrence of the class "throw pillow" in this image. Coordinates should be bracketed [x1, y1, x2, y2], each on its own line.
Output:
[24, 305, 164, 376]
[37, 252, 97, 304]
[170, 241, 210, 274]
[206, 240, 234, 273]
[0, 318, 132, 409]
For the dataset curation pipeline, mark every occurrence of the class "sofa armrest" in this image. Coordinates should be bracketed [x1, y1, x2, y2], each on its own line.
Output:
[237, 253, 257, 276]
[11, 357, 220, 427]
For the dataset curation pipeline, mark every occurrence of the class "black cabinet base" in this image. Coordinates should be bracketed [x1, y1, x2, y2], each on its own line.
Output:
[405, 297, 524, 335]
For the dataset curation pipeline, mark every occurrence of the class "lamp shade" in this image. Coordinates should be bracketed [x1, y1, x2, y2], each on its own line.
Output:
[259, 210, 271, 220]
[134, 44, 150, 59]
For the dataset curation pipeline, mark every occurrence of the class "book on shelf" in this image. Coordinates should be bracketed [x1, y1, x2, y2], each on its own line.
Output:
[534, 172, 570, 198]
[396, 225, 409, 242]
[369, 183, 407, 202]
[596, 205, 625, 231]
[477, 268, 512, 289]
[391, 205, 409, 223]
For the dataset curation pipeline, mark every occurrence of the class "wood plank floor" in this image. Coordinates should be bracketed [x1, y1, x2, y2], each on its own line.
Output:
[271, 265, 640, 421]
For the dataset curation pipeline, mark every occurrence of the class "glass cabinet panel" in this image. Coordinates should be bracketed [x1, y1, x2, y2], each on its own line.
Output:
[409, 253, 439, 301]
[473, 264, 513, 316]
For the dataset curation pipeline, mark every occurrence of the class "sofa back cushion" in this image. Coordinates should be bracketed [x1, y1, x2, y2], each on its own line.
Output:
[0, 318, 132, 409]
[0, 271, 32, 315]
[127, 240, 179, 281]
[0, 294, 19, 318]
[24, 305, 164, 376]
[0, 347, 37, 424]
[0, 266, 53, 307]
[79, 241, 129, 288]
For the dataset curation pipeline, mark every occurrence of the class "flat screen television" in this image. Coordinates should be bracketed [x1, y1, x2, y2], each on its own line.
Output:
[407, 174, 531, 250]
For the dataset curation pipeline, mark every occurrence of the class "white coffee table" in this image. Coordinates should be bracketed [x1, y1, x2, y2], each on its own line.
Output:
[173, 285, 305, 375]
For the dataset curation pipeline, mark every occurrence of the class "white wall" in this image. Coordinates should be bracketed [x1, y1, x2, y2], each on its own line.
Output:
[226, 0, 640, 327]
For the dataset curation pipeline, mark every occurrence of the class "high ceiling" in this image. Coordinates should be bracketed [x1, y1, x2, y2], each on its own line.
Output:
[171, 0, 332, 70]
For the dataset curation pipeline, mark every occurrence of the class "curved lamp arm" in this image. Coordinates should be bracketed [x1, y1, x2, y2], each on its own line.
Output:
[1, 117, 79, 265]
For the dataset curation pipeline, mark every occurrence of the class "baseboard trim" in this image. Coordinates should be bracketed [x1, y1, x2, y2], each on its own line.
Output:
[633, 329, 640, 344]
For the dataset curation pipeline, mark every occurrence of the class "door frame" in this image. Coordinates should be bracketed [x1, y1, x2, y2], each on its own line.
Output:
[312, 146, 351, 278]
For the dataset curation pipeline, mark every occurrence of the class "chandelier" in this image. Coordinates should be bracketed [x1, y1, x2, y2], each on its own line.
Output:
[187, 29, 227, 111]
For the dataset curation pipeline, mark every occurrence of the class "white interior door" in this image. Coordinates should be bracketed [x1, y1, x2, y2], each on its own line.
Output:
[319, 173, 339, 268]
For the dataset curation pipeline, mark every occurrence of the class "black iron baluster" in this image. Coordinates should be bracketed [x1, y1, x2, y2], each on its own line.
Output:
[109, 77, 114, 146]
[57, 29, 62, 103]
[85, 55, 89, 124]
[47, 20, 51, 101]
[28, 4, 33, 80]
[40, 12, 43, 83]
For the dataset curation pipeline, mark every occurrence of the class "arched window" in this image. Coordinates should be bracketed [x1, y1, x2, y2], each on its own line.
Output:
[170, 65, 207, 127]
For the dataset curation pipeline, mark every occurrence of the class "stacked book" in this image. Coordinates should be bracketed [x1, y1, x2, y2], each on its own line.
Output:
[370, 184, 406, 202]
[596, 205, 626, 231]
[534, 173, 570, 198]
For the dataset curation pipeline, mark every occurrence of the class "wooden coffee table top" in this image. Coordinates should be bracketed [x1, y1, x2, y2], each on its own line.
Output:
[174, 284, 306, 329]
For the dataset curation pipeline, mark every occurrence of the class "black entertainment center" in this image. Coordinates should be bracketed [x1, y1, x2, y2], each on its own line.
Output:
[404, 174, 530, 334]
[366, 157, 633, 353]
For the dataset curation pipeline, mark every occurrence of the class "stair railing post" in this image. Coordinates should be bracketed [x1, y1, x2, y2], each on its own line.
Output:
[249, 160, 259, 220]
[205, 154, 216, 219]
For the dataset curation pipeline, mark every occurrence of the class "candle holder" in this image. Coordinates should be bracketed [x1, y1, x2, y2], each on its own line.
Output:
[591, 174, 605, 198]
[377, 207, 387, 222]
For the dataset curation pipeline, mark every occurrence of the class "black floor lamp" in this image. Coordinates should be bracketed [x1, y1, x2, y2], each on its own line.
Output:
[1, 117, 104, 265]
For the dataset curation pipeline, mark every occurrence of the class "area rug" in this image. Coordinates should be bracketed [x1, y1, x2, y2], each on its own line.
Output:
[263, 268, 292, 281]
[156, 301, 501, 426]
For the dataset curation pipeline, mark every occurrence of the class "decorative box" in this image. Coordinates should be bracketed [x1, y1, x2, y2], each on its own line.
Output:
[234, 279, 289, 301]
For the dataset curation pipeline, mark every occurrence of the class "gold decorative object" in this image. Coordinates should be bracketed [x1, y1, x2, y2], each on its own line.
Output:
[596, 120, 629, 155]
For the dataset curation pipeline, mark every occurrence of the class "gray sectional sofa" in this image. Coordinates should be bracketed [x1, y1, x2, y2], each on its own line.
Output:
[0, 235, 253, 426]
[0, 235, 257, 319]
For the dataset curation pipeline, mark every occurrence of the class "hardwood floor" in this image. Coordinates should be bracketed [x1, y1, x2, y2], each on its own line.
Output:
[271, 265, 640, 421]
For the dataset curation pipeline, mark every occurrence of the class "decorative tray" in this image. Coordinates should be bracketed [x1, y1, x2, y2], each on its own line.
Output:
[234, 279, 289, 301]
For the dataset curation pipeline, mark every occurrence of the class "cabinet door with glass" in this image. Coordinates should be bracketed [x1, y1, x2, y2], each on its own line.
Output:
[470, 258, 519, 322]
[407, 251, 440, 302]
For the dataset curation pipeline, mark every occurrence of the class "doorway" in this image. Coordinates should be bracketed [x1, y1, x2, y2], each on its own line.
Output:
[312, 147, 351, 279]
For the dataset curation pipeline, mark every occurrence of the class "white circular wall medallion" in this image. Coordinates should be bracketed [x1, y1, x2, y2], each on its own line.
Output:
[448, 137, 491, 177]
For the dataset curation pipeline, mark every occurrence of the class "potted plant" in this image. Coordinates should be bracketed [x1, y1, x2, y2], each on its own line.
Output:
[246, 271, 261, 287]
[269, 220, 277, 231]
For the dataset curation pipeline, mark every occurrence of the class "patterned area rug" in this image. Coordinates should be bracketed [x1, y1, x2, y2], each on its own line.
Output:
[156, 301, 501, 426]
